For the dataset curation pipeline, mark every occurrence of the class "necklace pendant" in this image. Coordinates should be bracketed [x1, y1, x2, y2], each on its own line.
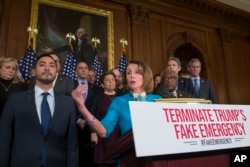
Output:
[0, 81, 12, 91]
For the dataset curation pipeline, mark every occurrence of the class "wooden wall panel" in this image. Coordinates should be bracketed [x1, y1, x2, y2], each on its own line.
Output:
[231, 37, 250, 104]
[0, 0, 11, 57]
[148, 17, 165, 75]
[206, 31, 229, 104]
[112, 9, 130, 66]
[4, 0, 31, 59]
[0, 0, 250, 104]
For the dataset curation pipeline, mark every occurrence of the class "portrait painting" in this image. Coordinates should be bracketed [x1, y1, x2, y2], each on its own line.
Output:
[29, 0, 114, 71]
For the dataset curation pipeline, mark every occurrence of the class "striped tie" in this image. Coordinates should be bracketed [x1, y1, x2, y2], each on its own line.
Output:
[81, 81, 87, 102]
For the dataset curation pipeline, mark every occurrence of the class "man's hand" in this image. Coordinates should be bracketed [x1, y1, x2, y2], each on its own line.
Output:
[71, 85, 88, 107]
[91, 133, 98, 145]
[77, 119, 86, 129]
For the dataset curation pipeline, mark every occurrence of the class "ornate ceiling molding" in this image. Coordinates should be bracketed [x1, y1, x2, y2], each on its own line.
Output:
[129, 4, 149, 28]
[169, 0, 250, 25]
[110, 0, 250, 30]
[217, 28, 232, 43]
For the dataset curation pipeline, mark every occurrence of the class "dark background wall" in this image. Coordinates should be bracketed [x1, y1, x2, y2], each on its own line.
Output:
[1, 0, 250, 104]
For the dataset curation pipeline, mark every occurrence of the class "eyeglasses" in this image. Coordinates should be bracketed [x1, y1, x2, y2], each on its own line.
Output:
[164, 76, 178, 81]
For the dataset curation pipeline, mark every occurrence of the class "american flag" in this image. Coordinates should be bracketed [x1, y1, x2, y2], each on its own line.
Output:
[62, 48, 77, 80]
[117, 51, 128, 75]
[91, 48, 103, 86]
[19, 45, 36, 82]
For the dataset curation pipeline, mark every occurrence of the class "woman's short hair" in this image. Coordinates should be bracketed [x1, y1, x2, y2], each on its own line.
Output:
[166, 56, 181, 67]
[0, 57, 19, 83]
[100, 70, 116, 84]
[124, 60, 154, 93]
[160, 69, 178, 84]
[0, 57, 18, 69]
[188, 58, 201, 67]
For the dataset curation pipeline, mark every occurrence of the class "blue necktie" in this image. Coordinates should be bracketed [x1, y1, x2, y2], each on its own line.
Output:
[194, 79, 200, 97]
[41, 92, 51, 134]
[41, 92, 51, 167]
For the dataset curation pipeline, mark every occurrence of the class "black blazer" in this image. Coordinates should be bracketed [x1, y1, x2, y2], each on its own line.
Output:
[178, 77, 193, 92]
[0, 89, 78, 167]
[74, 80, 100, 146]
[74, 80, 99, 105]
[54, 74, 74, 96]
[155, 86, 193, 98]
[154, 77, 193, 94]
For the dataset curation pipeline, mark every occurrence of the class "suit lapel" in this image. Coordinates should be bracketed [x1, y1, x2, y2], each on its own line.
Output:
[189, 78, 196, 95]
[54, 75, 60, 89]
[47, 92, 59, 133]
[25, 89, 44, 134]
[48, 92, 69, 134]
[54, 74, 65, 90]
[200, 78, 206, 97]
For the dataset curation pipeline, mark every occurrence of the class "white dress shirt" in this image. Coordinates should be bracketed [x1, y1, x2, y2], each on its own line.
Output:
[35, 86, 55, 123]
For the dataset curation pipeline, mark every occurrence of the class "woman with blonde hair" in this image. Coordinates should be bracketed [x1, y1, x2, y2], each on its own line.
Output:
[0, 57, 27, 117]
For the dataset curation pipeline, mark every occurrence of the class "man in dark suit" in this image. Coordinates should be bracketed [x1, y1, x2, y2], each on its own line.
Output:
[154, 56, 193, 94]
[187, 58, 217, 103]
[0, 54, 78, 167]
[44, 27, 94, 66]
[74, 61, 99, 167]
[29, 52, 74, 96]
[155, 69, 193, 98]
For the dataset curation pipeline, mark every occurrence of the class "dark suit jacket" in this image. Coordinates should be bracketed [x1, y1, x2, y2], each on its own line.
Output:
[0, 89, 78, 167]
[155, 86, 193, 98]
[54, 38, 94, 66]
[154, 77, 193, 94]
[188, 77, 217, 104]
[29, 74, 74, 96]
[178, 77, 193, 92]
[54, 74, 74, 96]
[74, 80, 100, 147]
[74, 80, 99, 106]
[0, 80, 27, 118]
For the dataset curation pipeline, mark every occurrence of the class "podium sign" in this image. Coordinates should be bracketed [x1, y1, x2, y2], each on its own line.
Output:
[129, 101, 250, 157]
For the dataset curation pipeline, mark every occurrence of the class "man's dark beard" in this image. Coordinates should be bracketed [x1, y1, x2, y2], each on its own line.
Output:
[36, 78, 54, 85]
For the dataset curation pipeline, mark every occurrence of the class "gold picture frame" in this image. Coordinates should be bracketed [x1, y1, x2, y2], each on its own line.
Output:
[29, 0, 114, 70]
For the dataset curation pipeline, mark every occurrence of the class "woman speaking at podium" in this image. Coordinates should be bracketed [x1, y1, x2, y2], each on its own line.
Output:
[72, 60, 162, 139]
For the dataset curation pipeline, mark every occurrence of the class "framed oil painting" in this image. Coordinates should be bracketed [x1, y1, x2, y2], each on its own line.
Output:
[29, 0, 114, 70]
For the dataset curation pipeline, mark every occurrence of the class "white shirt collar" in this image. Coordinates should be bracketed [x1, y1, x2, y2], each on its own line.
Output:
[191, 76, 200, 80]
[35, 85, 54, 97]
[78, 79, 88, 85]
[133, 91, 147, 101]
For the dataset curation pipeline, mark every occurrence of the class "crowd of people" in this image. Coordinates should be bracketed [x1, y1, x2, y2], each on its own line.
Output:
[0, 29, 218, 167]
